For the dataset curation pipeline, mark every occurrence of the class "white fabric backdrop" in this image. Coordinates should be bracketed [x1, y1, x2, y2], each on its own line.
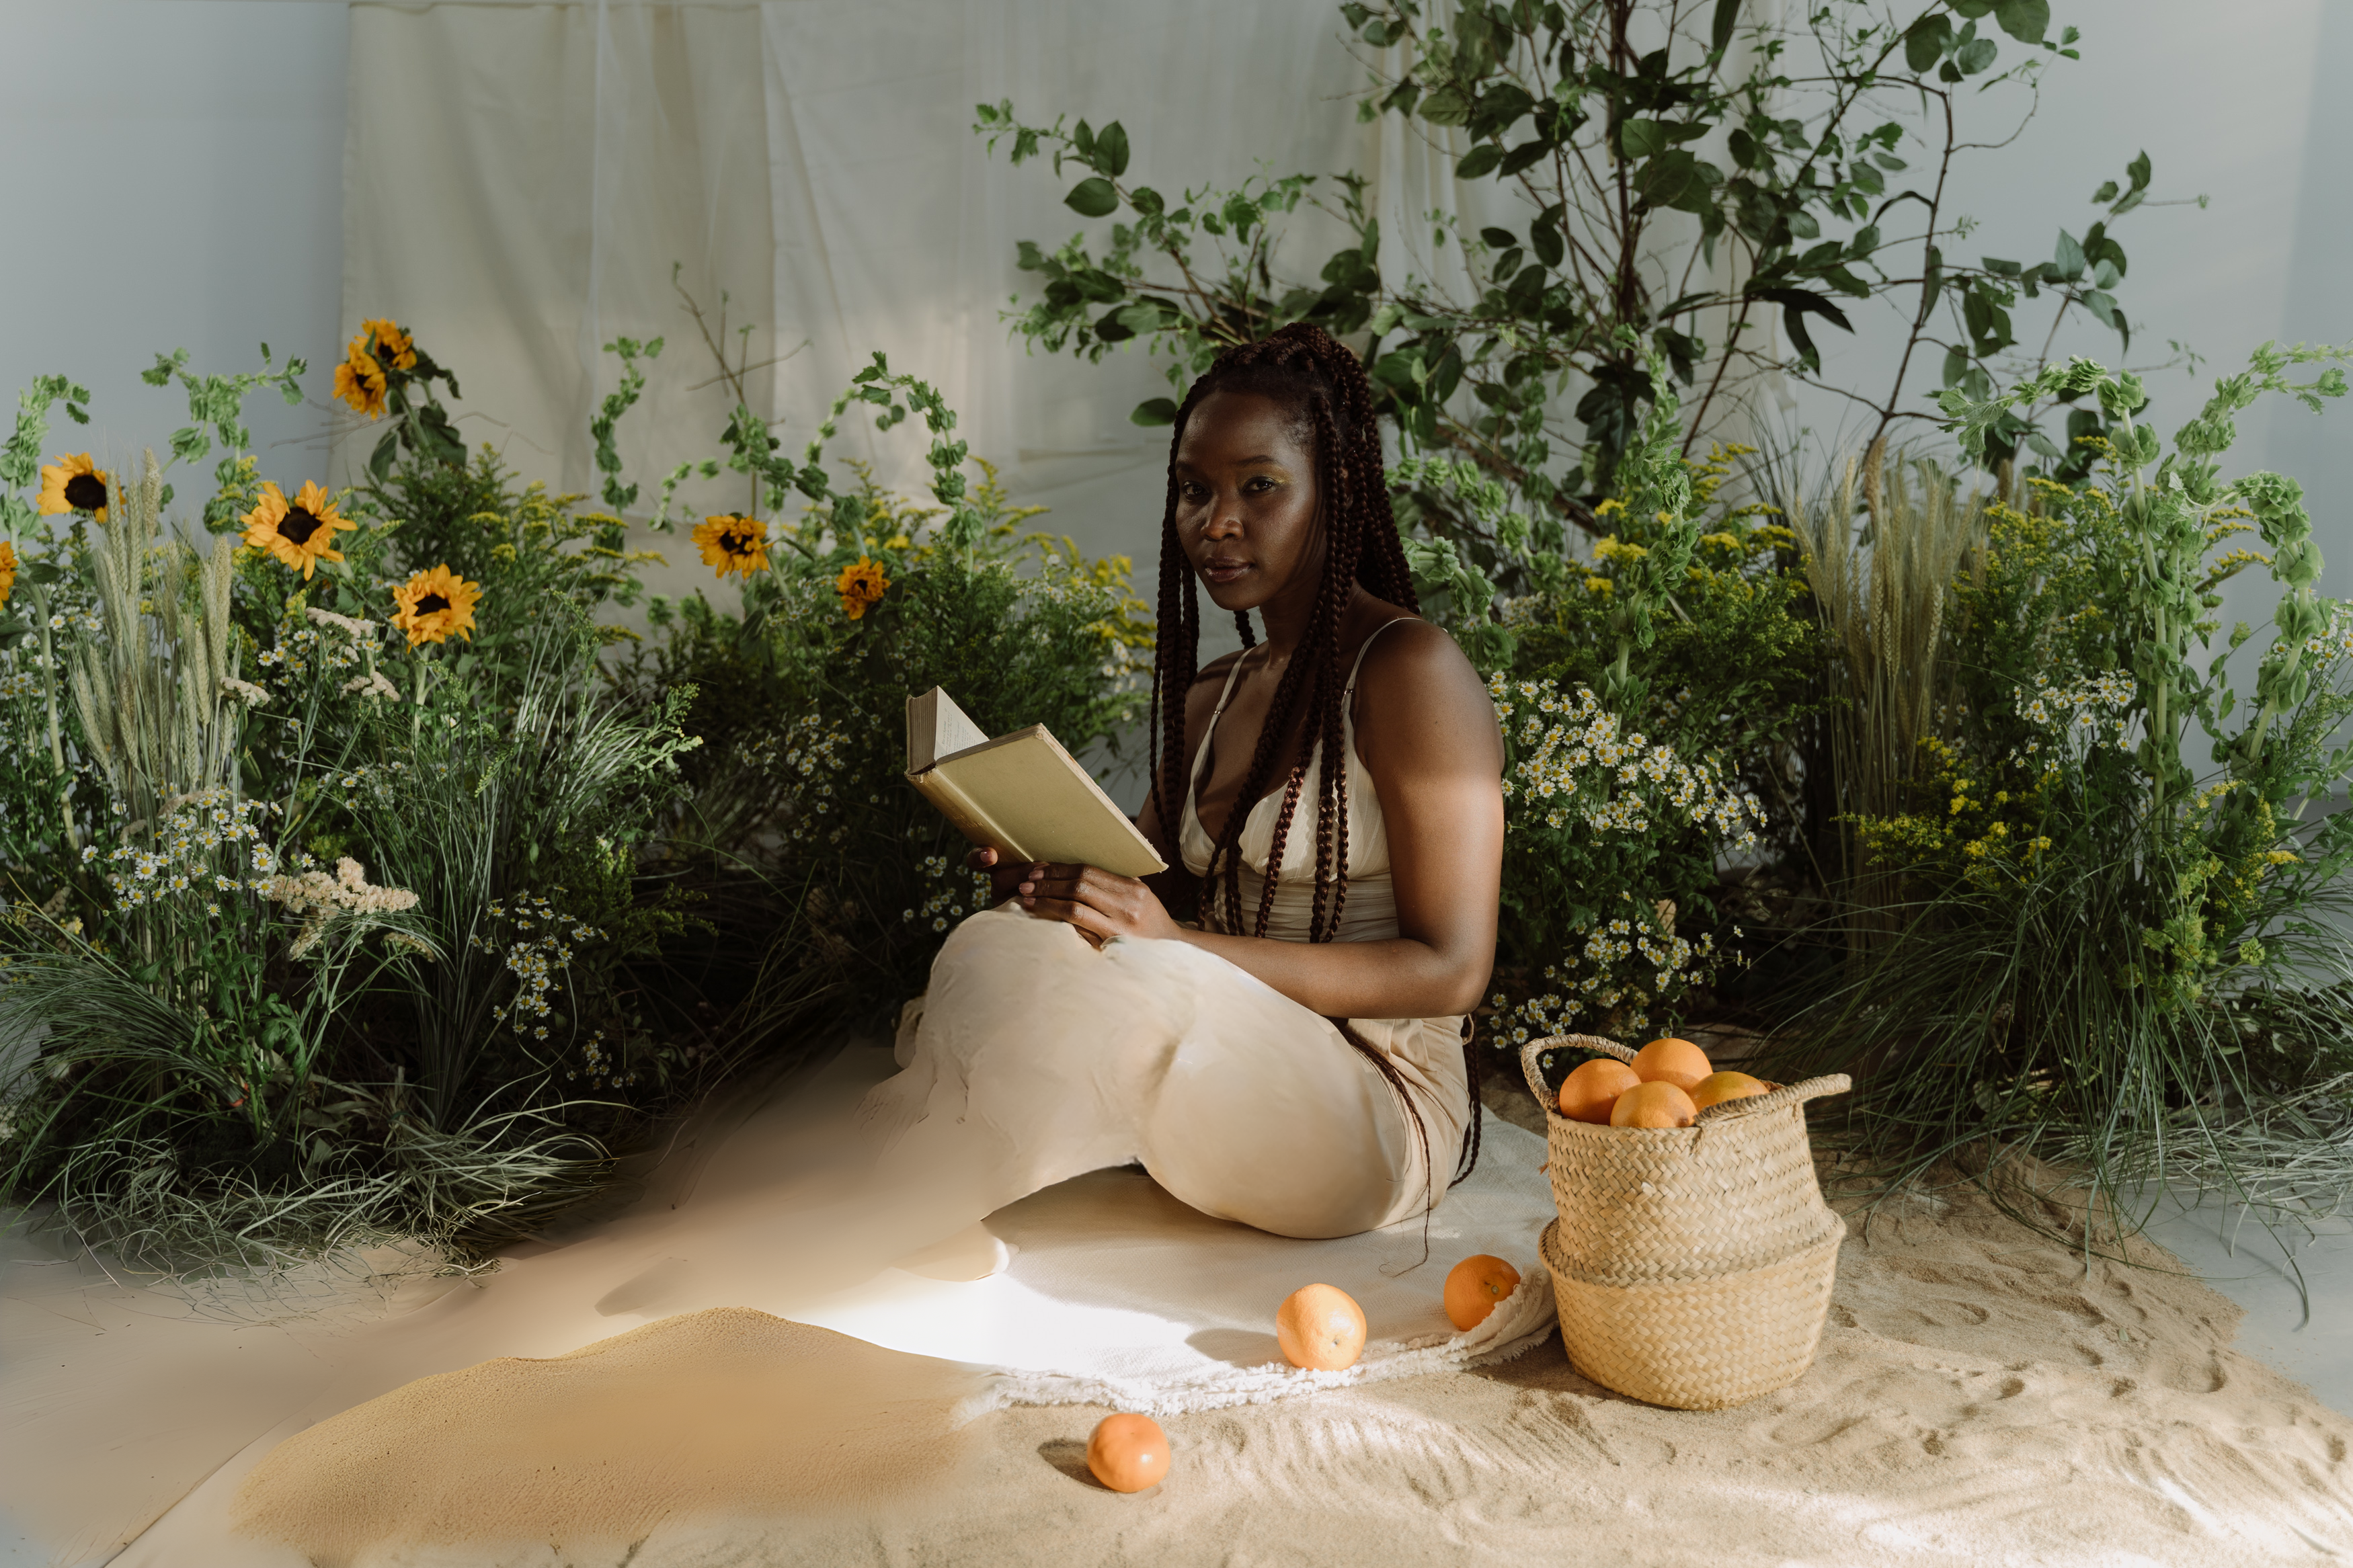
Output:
[336, 0, 2351, 626]
[341, 0, 1488, 621]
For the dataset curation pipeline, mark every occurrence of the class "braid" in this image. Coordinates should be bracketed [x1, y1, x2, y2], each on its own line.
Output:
[1152, 321, 1478, 1212]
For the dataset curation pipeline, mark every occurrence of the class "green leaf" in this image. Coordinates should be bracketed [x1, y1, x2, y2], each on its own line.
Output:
[1786, 208, 1819, 241]
[1096, 121, 1129, 179]
[1994, 0, 2048, 43]
[1956, 36, 1998, 73]
[1530, 220, 1565, 268]
[1904, 14, 1952, 72]
[1064, 177, 1119, 218]
[1710, 0, 1743, 54]
[1419, 86, 1472, 126]
[2053, 229, 2086, 279]
[1455, 143, 1503, 181]
[1479, 226, 1518, 249]
[1130, 398, 1177, 427]
[1497, 138, 1551, 177]
[1620, 118, 1666, 160]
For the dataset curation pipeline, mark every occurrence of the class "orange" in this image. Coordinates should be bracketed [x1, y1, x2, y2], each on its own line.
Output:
[1443, 1253, 1521, 1331]
[1610, 1079, 1698, 1128]
[1276, 1282, 1367, 1370]
[1690, 1070, 1769, 1112]
[1555, 1057, 1641, 1124]
[1629, 1036, 1712, 1091]
[1085, 1412, 1170, 1493]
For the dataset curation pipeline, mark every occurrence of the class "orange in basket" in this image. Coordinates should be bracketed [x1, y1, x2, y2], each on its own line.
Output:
[1690, 1070, 1768, 1111]
[1610, 1079, 1698, 1128]
[1629, 1036, 1712, 1090]
[1556, 1057, 1641, 1124]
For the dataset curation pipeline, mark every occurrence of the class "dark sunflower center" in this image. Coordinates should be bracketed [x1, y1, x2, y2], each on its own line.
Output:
[722, 532, 754, 555]
[64, 473, 107, 511]
[415, 592, 451, 616]
[278, 506, 323, 545]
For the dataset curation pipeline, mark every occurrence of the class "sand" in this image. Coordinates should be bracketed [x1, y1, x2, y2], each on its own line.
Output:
[11, 1057, 2352, 1565]
[204, 1090, 2353, 1566]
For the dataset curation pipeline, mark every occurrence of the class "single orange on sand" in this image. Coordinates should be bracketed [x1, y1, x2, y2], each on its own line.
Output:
[1086, 1412, 1170, 1493]
[1611, 1079, 1699, 1128]
[1629, 1036, 1713, 1091]
[1690, 1070, 1769, 1112]
[1443, 1254, 1522, 1331]
[1555, 1057, 1642, 1124]
[1277, 1283, 1367, 1370]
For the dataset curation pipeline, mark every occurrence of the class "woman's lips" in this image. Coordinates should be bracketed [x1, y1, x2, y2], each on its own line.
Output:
[1201, 558, 1249, 585]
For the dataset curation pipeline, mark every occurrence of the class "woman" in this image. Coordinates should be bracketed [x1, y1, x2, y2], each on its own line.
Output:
[860, 323, 1504, 1241]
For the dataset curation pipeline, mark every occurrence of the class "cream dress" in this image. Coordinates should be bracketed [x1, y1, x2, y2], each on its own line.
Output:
[859, 621, 1470, 1240]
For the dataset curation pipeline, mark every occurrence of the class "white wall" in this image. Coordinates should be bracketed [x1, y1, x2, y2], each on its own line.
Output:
[0, 0, 347, 498]
[0, 0, 2344, 606]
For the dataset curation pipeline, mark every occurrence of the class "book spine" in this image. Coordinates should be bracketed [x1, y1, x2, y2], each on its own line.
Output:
[906, 768, 1034, 864]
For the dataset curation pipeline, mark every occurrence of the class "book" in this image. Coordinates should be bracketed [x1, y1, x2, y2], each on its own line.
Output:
[904, 687, 1168, 878]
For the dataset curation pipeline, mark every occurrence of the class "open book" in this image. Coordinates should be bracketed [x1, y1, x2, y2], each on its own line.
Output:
[904, 688, 1167, 878]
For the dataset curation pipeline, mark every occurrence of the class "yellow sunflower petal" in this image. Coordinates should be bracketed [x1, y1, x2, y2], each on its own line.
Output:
[37, 453, 111, 521]
[392, 563, 483, 645]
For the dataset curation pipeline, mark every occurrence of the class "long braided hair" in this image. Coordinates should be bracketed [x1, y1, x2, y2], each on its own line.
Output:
[1144, 323, 1483, 1204]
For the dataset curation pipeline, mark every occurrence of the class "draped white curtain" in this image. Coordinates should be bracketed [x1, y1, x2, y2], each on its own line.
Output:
[340, 0, 1483, 590]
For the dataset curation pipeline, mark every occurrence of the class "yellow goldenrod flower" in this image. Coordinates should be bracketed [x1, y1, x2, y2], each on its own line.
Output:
[360, 317, 418, 371]
[0, 540, 14, 606]
[36, 453, 110, 521]
[693, 513, 770, 579]
[334, 345, 388, 418]
[241, 480, 355, 580]
[836, 555, 889, 620]
[391, 563, 482, 645]
[1584, 575, 1613, 595]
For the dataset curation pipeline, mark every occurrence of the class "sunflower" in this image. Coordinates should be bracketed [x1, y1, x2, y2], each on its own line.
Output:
[391, 564, 482, 646]
[360, 317, 418, 371]
[335, 345, 388, 419]
[0, 540, 16, 607]
[835, 556, 890, 620]
[36, 454, 111, 522]
[241, 481, 356, 579]
[693, 513, 770, 579]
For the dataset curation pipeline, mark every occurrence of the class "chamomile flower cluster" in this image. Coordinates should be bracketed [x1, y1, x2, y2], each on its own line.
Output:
[2301, 600, 2353, 663]
[1494, 901, 1723, 1040]
[256, 605, 387, 686]
[1488, 676, 1761, 847]
[904, 852, 994, 932]
[2009, 669, 2135, 760]
[573, 1030, 635, 1089]
[469, 893, 604, 1039]
[91, 788, 279, 911]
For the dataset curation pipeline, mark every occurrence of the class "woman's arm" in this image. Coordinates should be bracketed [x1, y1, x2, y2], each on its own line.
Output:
[1005, 621, 1503, 1019]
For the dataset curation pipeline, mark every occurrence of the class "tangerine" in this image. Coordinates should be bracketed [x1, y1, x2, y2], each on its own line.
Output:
[1690, 1069, 1769, 1112]
[1085, 1412, 1170, 1493]
[1629, 1036, 1712, 1091]
[1276, 1283, 1367, 1370]
[1443, 1254, 1522, 1331]
[1610, 1079, 1698, 1128]
[1555, 1057, 1640, 1124]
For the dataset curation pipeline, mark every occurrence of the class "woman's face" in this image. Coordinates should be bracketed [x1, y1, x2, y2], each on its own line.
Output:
[1171, 389, 1322, 616]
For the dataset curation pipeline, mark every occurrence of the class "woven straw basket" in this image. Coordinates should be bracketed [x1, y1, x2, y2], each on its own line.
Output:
[1522, 1034, 1851, 1411]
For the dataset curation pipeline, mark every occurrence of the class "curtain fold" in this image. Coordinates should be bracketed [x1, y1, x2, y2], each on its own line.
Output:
[342, 1, 1525, 565]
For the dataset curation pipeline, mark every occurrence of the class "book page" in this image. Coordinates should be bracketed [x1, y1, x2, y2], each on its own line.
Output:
[906, 688, 990, 774]
[930, 727, 1164, 878]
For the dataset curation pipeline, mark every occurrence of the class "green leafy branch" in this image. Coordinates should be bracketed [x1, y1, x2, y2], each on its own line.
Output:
[138, 346, 307, 526]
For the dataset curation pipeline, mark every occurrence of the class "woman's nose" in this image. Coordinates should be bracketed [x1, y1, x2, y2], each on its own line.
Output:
[1201, 501, 1244, 538]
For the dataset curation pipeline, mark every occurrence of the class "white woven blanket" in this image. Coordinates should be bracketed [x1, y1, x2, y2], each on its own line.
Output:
[781, 1048, 1561, 1416]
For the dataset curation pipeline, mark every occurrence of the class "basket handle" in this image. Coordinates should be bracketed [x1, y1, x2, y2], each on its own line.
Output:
[1520, 1034, 1847, 1126]
[1695, 1073, 1851, 1124]
[1518, 1034, 1633, 1113]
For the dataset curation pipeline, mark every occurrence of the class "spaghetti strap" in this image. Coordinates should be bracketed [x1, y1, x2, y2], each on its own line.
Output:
[1345, 616, 1415, 696]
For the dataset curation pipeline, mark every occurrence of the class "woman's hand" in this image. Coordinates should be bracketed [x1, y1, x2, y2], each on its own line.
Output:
[965, 847, 1181, 945]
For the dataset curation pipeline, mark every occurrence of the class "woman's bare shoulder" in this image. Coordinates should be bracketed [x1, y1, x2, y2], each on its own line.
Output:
[1353, 613, 1500, 761]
